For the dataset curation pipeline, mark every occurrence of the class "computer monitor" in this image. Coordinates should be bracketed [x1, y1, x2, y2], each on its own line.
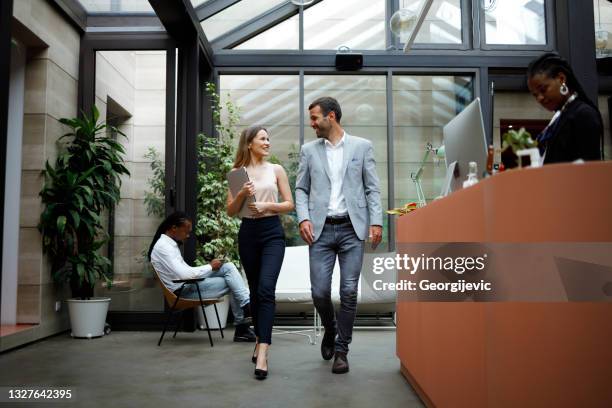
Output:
[443, 97, 488, 193]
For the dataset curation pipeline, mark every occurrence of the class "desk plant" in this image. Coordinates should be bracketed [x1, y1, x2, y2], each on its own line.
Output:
[501, 127, 537, 169]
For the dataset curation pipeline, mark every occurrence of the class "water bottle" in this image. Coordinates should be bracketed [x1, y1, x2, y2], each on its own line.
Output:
[462, 161, 479, 188]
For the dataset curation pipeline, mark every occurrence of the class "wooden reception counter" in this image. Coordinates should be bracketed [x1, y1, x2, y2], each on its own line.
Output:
[395, 162, 612, 408]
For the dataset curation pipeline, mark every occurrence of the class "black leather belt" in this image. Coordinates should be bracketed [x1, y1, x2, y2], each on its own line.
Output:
[325, 215, 351, 225]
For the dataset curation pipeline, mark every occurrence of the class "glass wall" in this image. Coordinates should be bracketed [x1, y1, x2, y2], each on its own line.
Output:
[219, 72, 479, 251]
[393, 75, 474, 207]
[220, 75, 302, 245]
[304, 75, 389, 250]
[400, 0, 463, 44]
[94, 50, 167, 312]
[304, 0, 386, 50]
[483, 0, 546, 45]
[594, 0, 612, 58]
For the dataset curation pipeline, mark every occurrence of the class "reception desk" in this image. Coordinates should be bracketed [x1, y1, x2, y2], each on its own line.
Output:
[395, 162, 612, 408]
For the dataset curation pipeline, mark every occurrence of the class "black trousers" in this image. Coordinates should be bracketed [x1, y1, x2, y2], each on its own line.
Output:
[238, 216, 285, 344]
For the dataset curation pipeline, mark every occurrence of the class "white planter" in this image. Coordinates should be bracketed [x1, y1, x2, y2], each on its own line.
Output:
[66, 297, 111, 339]
[196, 295, 229, 329]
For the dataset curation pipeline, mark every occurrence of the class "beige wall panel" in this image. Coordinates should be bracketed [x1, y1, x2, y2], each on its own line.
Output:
[132, 199, 159, 237]
[18, 228, 43, 286]
[46, 61, 77, 121]
[21, 113, 46, 170]
[95, 54, 135, 116]
[114, 199, 133, 237]
[17, 284, 40, 323]
[19, 171, 42, 228]
[134, 90, 166, 126]
[133, 125, 165, 163]
[24, 58, 47, 114]
[135, 52, 166, 90]
[13, 0, 80, 78]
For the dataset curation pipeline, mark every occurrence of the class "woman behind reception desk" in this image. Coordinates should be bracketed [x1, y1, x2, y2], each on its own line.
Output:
[527, 52, 603, 164]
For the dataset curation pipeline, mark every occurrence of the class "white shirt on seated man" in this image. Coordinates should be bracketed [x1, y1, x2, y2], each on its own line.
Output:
[149, 211, 255, 342]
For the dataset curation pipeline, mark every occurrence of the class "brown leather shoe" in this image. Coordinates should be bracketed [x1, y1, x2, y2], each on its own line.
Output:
[320, 329, 336, 360]
[332, 351, 349, 374]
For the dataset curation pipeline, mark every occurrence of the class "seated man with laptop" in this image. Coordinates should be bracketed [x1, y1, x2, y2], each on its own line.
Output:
[149, 211, 256, 342]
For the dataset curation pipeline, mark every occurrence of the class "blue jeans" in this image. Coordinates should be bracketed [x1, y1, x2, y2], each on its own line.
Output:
[238, 216, 285, 344]
[310, 220, 364, 354]
[178, 262, 250, 325]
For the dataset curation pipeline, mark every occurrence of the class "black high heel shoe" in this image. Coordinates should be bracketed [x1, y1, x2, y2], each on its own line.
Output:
[254, 364, 268, 380]
[254, 351, 268, 380]
[252, 344, 258, 364]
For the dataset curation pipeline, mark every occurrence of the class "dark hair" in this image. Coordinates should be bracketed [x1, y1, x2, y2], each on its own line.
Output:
[234, 125, 268, 168]
[147, 211, 191, 260]
[527, 52, 596, 109]
[308, 96, 342, 123]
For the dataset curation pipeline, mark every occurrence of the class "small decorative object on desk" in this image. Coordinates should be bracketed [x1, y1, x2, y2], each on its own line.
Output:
[387, 202, 419, 216]
[462, 161, 479, 188]
[501, 127, 538, 169]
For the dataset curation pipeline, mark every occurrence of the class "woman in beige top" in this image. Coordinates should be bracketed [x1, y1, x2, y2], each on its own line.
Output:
[227, 125, 294, 380]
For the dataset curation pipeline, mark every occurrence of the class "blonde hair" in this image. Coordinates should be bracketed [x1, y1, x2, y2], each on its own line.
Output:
[233, 125, 268, 168]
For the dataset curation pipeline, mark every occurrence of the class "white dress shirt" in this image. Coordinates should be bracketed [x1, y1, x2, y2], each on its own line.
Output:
[325, 132, 348, 217]
[150, 234, 212, 292]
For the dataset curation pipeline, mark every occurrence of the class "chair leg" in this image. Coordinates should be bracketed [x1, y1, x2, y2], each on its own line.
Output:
[196, 285, 214, 347]
[173, 311, 184, 338]
[158, 295, 181, 346]
[213, 304, 224, 338]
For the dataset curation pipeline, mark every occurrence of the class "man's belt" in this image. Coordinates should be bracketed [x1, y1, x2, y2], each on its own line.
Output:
[325, 215, 351, 225]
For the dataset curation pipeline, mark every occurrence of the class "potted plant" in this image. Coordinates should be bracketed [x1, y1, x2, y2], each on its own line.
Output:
[39, 106, 130, 338]
[501, 127, 538, 169]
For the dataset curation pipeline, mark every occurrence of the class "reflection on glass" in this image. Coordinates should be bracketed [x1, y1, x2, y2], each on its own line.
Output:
[94, 50, 166, 312]
[304, 75, 389, 251]
[399, 0, 462, 44]
[392, 75, 473, 209]
[234, 14, 299, 49]
[484, 0, 546, 45]
[191, 0, 212, 8]
[201, 0, 288, 42]
[77, 0, 155, 13]
[594, 0, 612, 58]
[220, 75, 303, 246]
[304, 0, 386, 50]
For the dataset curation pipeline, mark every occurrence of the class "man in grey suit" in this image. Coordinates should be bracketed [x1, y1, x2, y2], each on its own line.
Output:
[296, 96, 383, 374]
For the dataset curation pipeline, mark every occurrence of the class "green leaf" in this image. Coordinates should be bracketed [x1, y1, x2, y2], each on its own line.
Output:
[57, 216, 67, 235]
[76, 263, 85, 280]
[69, 210, 80, 229]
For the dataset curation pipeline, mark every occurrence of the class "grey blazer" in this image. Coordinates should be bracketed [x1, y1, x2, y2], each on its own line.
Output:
[295, 133, 383, 241]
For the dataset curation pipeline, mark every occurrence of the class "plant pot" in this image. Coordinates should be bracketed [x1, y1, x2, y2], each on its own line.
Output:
[66, 297, 111, 339]
[196, 295, 230, 329]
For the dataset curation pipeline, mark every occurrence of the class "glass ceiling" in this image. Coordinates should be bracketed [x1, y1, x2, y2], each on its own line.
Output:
[76, 0, 155, 14]
[200, 0, 288, 42]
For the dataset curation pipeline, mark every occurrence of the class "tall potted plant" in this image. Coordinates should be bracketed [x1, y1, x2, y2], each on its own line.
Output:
[39, 106, 130, 338]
